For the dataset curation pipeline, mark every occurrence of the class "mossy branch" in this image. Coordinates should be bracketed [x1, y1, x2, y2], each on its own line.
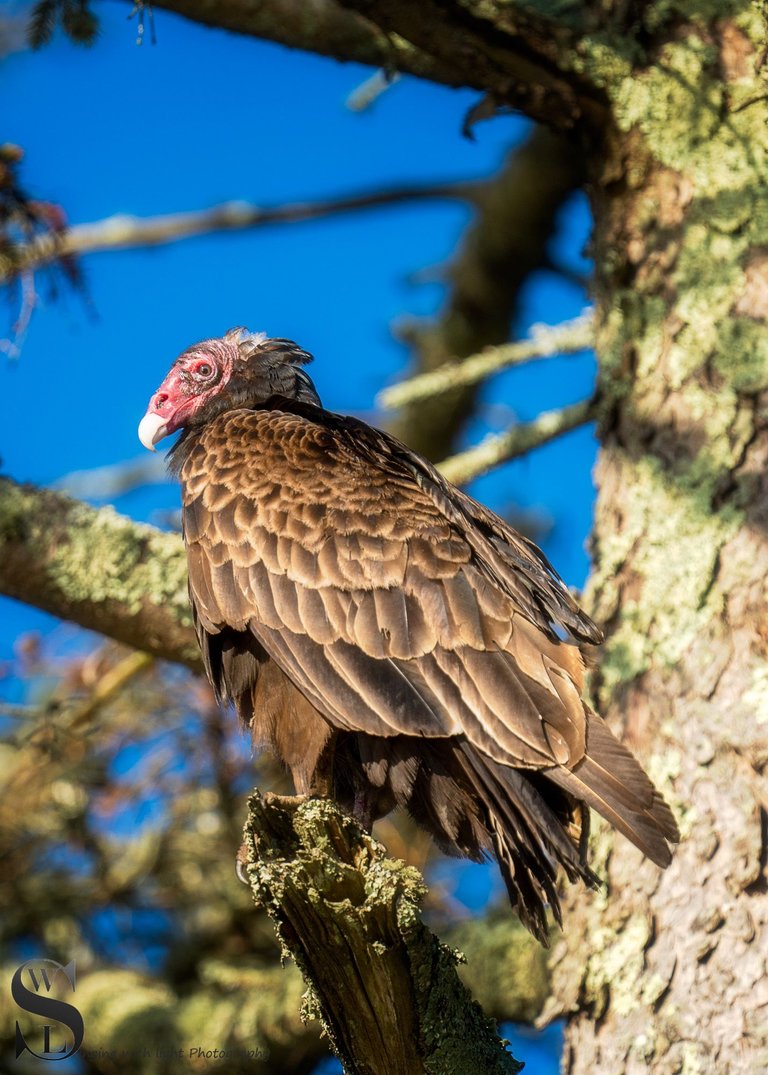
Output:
[438, 399, 595, 486]
[2, 181, 477, 285]
[243, 792, 522, 1075]
[380, 312, 593, 411]
[0, 475, 200, 668]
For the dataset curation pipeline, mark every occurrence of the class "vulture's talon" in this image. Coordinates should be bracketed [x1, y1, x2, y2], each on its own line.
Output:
[352, 792, 374, 833]
[235, 844, 249, 885]
[263, 791, 308, 812]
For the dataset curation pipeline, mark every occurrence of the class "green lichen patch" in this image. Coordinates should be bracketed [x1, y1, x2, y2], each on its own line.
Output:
[585, 913, 652, 1019]
[243, 792, 521, 1075]
[593, 448, 742, 697]
[0, 477, 199, 664]
[741, 661, 768, 724]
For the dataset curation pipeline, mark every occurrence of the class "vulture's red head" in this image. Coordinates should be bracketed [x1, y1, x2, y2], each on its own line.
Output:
[138, 328, 320, 451]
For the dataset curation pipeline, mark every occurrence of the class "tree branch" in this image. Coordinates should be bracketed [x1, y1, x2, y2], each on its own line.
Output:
[380, 311, 594, 410]
[438, 399, 595, 486]
[122, 0, 464, 89]
[0, 476, 200, 668]
[4, 181, 477, 284]
[330, 0, 606, 127]
[140, 0, 608, 128]
[391, 126, 586, 461]
[243, 792, 522, 1075]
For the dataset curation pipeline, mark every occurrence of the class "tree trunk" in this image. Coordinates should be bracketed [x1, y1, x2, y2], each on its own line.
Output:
[548, 12, 768, 1072]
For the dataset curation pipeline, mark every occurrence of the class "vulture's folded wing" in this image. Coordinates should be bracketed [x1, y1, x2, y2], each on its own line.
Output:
[180, 405, 594, 771]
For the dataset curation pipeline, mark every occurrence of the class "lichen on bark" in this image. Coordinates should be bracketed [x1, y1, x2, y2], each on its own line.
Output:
[242, 793, 522, 1075]
[548, 7, 768, 1072]
[0, 476, 200, 667]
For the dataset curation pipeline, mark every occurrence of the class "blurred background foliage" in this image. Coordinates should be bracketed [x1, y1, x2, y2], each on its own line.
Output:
[0, 632, 554, 1073]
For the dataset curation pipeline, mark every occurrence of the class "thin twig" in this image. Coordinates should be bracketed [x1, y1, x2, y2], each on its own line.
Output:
[0, 703, 43, 721]
[379, 311, 594, 410]
[4, 180, 480, 282]
[346, 69, 401, 111]
[437, 398, 596, 486]
[68, 649, 154, 729]
[54, 454, 168, 500]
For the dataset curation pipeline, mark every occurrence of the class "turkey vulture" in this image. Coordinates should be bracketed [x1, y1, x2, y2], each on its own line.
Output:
[138, 328, 678, 942]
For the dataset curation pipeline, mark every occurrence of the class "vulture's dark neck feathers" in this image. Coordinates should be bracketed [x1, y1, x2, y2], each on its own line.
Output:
[167, 340, 322, 476]
[165, 346, 320, 477]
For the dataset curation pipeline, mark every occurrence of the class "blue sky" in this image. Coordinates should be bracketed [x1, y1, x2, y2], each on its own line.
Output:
[2, 6, 595, 1069]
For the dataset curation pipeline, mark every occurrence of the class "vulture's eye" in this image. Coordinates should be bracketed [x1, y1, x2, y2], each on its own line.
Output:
[192, 361, 215, 381]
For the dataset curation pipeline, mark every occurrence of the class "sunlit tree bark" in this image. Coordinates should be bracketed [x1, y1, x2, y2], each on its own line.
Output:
[547, 13, 768, 1071]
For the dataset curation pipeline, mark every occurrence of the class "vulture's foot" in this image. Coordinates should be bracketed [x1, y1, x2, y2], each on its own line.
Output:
[235, 842, 249, 885]
[264, 791, 308, 811]
[235, 793, 309, 884]
[352, 790, 375, 834]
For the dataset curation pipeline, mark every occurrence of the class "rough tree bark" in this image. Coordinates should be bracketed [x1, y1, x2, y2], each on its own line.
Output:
[392, 125, 584, 462]
[545, 10, 768, 1073]
[242, 793, 522, 1075]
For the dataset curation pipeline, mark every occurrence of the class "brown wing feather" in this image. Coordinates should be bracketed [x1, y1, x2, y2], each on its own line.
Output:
[547, 711, 679, 867]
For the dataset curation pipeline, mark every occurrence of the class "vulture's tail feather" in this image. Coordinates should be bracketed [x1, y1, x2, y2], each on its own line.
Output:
[546, 710, 679, 868]
[456, 742, 598, 944]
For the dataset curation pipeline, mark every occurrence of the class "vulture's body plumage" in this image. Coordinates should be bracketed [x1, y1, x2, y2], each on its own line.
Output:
[139, 329, 678, 942]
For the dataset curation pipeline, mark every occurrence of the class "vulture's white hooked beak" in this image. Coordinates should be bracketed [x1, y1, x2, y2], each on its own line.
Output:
[138, 411, 169, 452]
